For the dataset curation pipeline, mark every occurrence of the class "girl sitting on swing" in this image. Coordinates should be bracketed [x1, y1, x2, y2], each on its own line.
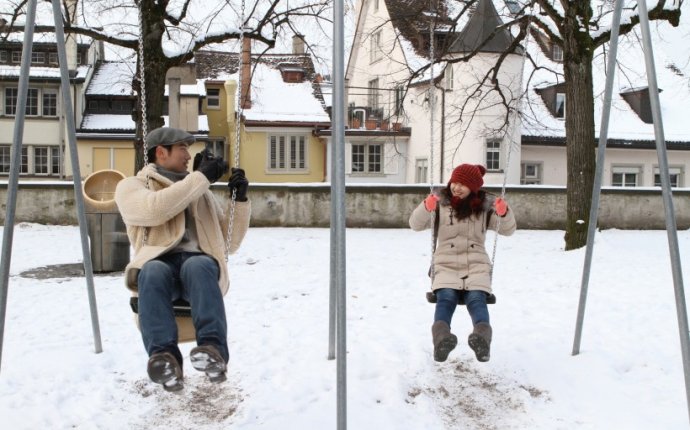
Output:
[409, 163, 516, 363]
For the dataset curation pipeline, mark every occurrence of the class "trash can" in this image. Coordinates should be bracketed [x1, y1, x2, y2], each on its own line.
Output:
[82, 169, 130, 273]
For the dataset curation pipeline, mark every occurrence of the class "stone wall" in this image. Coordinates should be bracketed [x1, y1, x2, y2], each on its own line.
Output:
[1, 182, 689, 230]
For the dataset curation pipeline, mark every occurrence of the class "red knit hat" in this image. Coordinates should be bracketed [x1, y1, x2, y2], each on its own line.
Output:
[449, 164, 486, 193]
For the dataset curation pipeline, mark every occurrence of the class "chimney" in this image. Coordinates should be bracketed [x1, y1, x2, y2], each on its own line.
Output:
[168, 77, 181, 128]
[292, 34, 305, 54]
[241, 36, 251, 109]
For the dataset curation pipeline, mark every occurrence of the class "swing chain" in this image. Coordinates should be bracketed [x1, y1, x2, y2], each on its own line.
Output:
[137, 1, 151, 246]
[225, 0, 246, 258]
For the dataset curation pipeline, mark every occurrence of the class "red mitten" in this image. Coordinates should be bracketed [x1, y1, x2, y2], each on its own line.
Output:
[424, 194, 439, 212]
[494, 197, 508, 216]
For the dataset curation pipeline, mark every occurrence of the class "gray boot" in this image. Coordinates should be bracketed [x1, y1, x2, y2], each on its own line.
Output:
[468, 322, 492, 362]
[432, 321, 458, 362]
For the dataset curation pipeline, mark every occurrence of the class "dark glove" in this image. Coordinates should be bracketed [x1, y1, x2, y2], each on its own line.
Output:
[227, 167, 249, 202]
[195, 149, 228, 184]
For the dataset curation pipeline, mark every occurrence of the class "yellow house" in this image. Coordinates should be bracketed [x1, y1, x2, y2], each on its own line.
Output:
[78, 42, 331, 183]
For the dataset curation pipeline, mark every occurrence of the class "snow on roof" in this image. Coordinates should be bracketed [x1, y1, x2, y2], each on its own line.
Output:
[220, 62, 329, 123]
[3, 30, 92, 46]
[0, 64, 90, 80]
[80, 114, 209, 133]
[521, 16, 690, 142]
[85, 62, 135, 96]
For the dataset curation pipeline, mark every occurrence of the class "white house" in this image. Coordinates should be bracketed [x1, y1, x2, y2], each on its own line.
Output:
[345, 0, 690, 187]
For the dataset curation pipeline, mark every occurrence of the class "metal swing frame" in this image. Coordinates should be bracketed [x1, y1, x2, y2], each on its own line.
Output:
[571, 0, 690, 423]
[0, 0, 103, 375]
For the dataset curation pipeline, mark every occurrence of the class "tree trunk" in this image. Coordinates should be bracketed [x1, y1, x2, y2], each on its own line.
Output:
[133, 0, 169, 173]
[562, 9, 596, 250]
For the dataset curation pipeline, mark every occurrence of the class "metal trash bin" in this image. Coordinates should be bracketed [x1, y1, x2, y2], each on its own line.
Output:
[82, 169, 130, 273]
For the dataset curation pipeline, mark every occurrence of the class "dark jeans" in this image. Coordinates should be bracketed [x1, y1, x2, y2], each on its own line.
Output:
[137, 252, 228, 365]
[433, 288, 490, 328]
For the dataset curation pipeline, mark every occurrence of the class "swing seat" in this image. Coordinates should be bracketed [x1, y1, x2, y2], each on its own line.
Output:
[129, 297, 196, 342]
[425, 291, 496, 305]
[129, 297, 192, 317]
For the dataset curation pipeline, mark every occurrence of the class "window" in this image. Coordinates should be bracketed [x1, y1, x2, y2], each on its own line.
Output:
[552, 44, 563, 62]
[444, 64, 454, 90]
[268, 134, 307, 172]
[0, 51, 7, 63]
[415, 158, 429, 183]
[486, 140, 501, 171]
[205, 139, 226, 158]
[611, 166, 641, 187]
[49, 52, 58, 65]
[505, 0, 521, 14]
[76, 52, 83, 65]
[31, 52, 45, 65]
[12, 51, 21, 63]
[370, 31, 382, 63]
[368, 78, 380, 111]
[112, 99, 133, 113]
[654, 166, 682, 188]
[352, 143, 382, 174]
[51, 146, 61, 175]
[42, 89, 58, 116]
[394, 85, 405, 116]
[0, 146, 9, 174]
[207, 88, 220, 109]
[4, 87, 59, 117]
[520, 162, 542, 185]
[555, 93, 565, 118]
[4, 88, 18, 115]
[0, 145, 59, 176]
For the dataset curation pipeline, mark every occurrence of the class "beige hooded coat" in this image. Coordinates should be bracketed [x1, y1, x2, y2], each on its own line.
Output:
[409, 193, 516, 294]
[114, 164, 250, 296]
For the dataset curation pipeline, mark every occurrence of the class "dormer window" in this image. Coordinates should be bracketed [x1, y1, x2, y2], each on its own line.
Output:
[535, 83, 566, 119]
[279, 65, 306, 83]
[555, 93, 565, 118]
[552, 44, 563, 62]
[620, 86, 660, 124]
[444, 64, 454, 91]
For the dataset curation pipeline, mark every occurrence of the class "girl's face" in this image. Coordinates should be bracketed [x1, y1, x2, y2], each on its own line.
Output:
[449, 182, 471, 200]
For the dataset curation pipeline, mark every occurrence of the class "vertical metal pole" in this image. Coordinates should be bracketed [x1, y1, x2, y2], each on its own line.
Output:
[0, 0, 38, 374]
[572, 0, 624, 355]
[51, 0, 102, 353]
[637, 1, 690, 422]
[332, 0, 347, 428]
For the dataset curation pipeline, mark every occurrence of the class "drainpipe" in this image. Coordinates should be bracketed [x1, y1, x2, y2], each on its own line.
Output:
[440, 85, 445, 180]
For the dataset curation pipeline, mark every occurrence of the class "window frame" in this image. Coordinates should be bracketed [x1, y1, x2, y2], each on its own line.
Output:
[351, 142, 383, 175]
[555, 92, 566, 118]
[611, 165, 642, 187]
[444, 64, 454, 90]
[552, 44, 563, 62]
[267, 133, 309, 173]
[368, 78, 380, 111]
[415, 158, 429, 183]
[370, 31, 382, 64]
[206, 88, 221, 109]
[485, 139, 502, 172]
[520, 162, 543, 185]
[654, 166, 683, 188]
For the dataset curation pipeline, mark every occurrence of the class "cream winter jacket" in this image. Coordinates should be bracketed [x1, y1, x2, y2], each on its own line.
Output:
[409, 193, 516, 294]
[114, 164, 250, 296]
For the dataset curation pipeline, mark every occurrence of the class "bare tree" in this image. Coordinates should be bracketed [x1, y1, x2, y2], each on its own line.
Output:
[2, 0, 331, 171]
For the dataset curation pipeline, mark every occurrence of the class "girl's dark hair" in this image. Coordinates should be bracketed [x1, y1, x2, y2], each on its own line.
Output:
[443, 186, 487, 221]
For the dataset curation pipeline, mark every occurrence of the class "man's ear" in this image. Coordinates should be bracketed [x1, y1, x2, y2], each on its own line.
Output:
[155, 145, 166, 160]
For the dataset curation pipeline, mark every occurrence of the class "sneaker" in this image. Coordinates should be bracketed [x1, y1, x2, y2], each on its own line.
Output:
[147, 351, 184, 392]
[190, 344, 227, 383]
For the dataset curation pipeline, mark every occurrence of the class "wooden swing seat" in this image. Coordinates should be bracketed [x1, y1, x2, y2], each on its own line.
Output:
[425, 291, 496, 305]
[130, 297, 192, 318]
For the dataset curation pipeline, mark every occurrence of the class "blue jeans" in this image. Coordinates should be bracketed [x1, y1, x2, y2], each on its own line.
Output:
[137, 252, 228, 365]
[434, 288, 490, 328]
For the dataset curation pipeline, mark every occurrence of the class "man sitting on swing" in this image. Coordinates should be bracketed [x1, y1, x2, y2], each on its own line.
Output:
[115, 127, 250, 391]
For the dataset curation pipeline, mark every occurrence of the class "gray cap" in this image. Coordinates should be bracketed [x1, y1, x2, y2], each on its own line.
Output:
[145, 127, 195, 152]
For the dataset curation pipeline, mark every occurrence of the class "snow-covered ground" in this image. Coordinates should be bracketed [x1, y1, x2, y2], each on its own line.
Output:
[0, 224, 689, 429]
